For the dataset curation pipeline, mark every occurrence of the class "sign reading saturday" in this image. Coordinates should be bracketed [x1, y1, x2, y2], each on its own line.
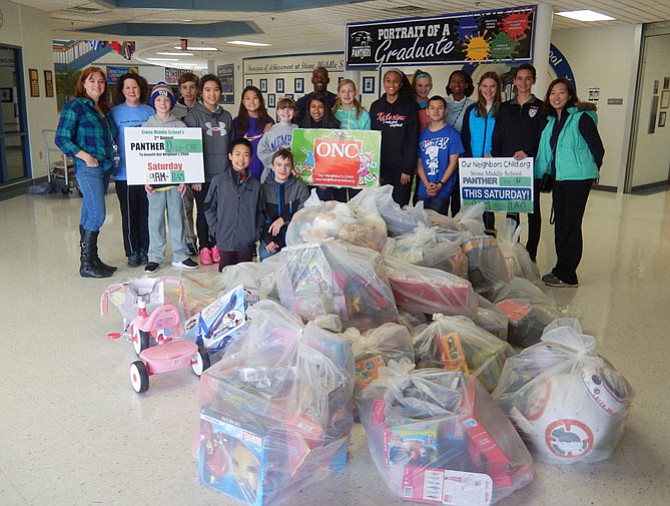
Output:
[292, 129, 381, 188]
[124, 127, 205, 185]
[346, 5, 535, 68]
[459, 157, 534, 213]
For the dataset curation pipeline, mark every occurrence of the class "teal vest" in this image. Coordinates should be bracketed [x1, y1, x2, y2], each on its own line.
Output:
[536, 107, 599, 181]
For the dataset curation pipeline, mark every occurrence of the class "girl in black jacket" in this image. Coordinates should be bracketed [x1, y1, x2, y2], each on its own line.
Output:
[370, 69, 419, 207]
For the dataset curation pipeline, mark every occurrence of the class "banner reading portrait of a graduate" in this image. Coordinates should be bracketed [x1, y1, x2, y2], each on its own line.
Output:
[459, 157, 534, 213]
[124, 127, 205, 186]
[346, 5, 535, 68]
[292, 129, 381, 188]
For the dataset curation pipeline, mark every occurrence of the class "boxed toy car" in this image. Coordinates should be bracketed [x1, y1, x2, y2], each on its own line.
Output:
[493, 319, 634, 464]
[184, 284, 258, 355]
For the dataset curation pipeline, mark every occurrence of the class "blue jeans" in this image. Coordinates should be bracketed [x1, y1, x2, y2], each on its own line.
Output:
[421, 196, 451, 216]
[77, 166, 109, 231]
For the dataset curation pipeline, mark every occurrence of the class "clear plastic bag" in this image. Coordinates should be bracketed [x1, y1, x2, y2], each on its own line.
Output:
[461, 235, 511, 300]
[493, 278, 565, 348]
[276, 242, 398, 330]
[197, 300, 354, 506]
[454, 203, 486, 236]
[413, 315, 514, 392]
[285, 199, 388, 251]
[382, 255, 478, 319]
[474, 294, 509, 341]
[357, 363, 533, 505]
[349, 185, 430, 236]
[347, 323, 415, 393]
[493, 319, 634, 465]
[497, 219, 540, 282]
[216, 258, 280, 301]
[387, 224, 469, 278]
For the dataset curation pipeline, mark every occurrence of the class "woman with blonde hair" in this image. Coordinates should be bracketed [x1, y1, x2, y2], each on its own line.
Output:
[332, 78, 370, 130]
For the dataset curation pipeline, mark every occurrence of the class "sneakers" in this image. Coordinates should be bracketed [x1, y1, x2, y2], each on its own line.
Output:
[199, 247, 213, 266]
[542, 272, 578, 288]
[187, 242, 198, 256]
[127, 252, 142, 268]
[144, 262, 160, 273]
[172, 258, 199, 270]
[211, 245, 221, 263]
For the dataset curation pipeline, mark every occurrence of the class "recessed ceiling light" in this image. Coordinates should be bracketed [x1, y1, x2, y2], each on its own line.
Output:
[226, 40, 271, 47]
[556, 10, 615, 22]
[157, 51, 193, 56]
[146, 57, 179, 61]
[181, 19, 193, 22]
[173, 45, 218, 51]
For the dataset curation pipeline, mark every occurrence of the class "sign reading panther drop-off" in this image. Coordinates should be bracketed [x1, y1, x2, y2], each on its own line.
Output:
[124, 127, 204, 185]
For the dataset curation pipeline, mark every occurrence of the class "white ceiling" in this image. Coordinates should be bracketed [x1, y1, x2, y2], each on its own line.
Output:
[15, 0, 670, 68]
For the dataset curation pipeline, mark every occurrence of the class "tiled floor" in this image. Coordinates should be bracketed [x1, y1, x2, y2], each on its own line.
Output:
[0, 188, 668, 505]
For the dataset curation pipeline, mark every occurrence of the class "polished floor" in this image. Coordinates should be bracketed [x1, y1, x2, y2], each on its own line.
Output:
[0, 187, 669, 506]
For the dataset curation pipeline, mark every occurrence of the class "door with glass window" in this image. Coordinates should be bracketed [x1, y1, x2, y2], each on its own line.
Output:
[0, 45, 28, 185]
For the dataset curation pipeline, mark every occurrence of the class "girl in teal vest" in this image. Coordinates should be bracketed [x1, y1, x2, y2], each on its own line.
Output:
[536, 78, 604, 287]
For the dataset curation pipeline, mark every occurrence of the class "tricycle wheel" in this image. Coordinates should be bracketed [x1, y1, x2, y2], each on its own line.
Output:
[130, 361, 149, 393]
[192, 347, 211, 377]
[133, 329, 150, 355]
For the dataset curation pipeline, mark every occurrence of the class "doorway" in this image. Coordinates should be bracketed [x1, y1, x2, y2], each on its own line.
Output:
[0, 45, 29, 186]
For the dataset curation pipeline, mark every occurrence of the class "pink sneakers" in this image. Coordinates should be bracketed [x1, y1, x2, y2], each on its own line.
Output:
[199, 247, 213, 266]
[211, 245, 221, 263]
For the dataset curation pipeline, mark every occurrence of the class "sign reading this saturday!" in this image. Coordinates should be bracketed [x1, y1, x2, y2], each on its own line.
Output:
[346, 5, 535, 68]
[459, 157, 534, 213]
[292, 129, 381, 188]
[124, 127, 205, 186]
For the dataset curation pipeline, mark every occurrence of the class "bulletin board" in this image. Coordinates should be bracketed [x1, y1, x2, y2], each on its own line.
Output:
[242, 52, 345, 112]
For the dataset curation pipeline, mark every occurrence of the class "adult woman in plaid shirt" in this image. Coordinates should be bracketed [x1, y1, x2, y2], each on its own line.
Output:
[56, 67, 118, 278]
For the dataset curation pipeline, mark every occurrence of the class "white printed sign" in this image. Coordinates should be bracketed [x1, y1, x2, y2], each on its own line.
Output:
[124, 127, 205, 185]
[459, 157, 534, 213]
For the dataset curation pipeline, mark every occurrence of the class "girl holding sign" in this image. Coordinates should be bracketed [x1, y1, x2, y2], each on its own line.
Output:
[460, 71, 503, 234]
[370, 69, 419, 207]
[55, 66, 117, 278]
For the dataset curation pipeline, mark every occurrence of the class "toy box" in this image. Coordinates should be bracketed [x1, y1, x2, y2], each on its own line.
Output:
[401, 466, 493, 505]
[184, 284, 258, 354]
[383, 256, 477, 319]
[199, 405, 348, 506]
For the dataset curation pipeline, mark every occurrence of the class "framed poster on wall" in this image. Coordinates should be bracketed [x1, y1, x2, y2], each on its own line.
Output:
[29, 68, 39, 97]
[260, 79, 267, 92]
[294, 78, 304, 93]
[276, 78, 285, 93]
[44, 70, 54, 97]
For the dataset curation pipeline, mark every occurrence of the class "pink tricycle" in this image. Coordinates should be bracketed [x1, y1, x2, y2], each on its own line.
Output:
[101, 277, 208, 393]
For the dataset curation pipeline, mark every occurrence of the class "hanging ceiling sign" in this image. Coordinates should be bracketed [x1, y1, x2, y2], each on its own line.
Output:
[346, 5, 536, 68]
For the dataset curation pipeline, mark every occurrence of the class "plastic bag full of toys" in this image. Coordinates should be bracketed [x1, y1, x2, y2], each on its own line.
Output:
[275, 241, 398, 330]
[196, 300, 354, 506]
[413, 315, 514, 393]
[357, 361, 533, 505]
[493, 319, 634, 465]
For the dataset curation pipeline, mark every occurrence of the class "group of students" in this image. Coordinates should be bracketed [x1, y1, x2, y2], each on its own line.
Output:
[56, 62, 603, 288]
[408, 64, 604, 287]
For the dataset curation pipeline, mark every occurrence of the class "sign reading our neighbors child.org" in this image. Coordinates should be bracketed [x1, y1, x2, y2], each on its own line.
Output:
[292, 129, 381, 188]
[459, 157, 534, 213]
[124, 127, 205, 186]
